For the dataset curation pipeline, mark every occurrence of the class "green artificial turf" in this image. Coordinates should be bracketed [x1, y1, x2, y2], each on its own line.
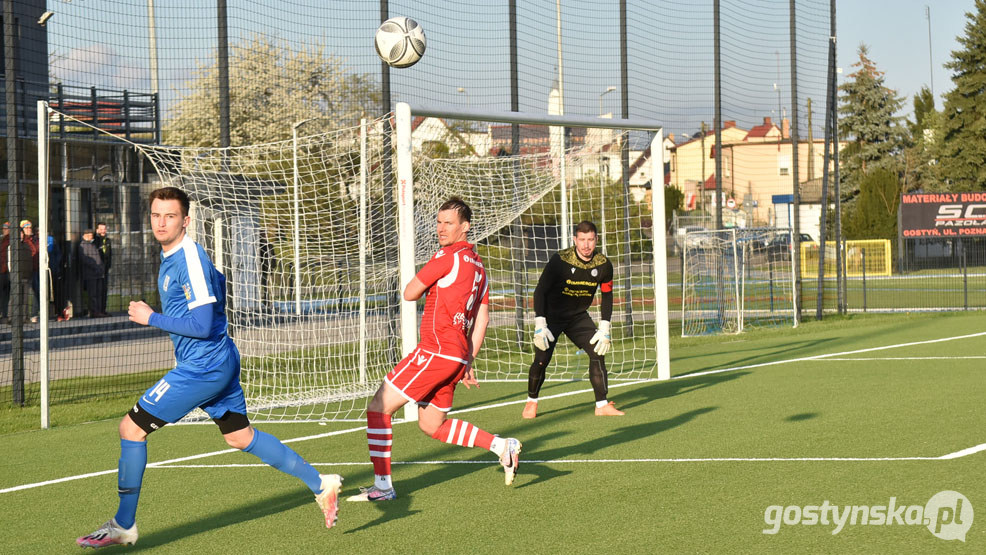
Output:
[3, 311, 984, 552]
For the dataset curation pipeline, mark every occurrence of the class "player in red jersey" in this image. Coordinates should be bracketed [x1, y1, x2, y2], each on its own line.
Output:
[348, 197, 522, 502]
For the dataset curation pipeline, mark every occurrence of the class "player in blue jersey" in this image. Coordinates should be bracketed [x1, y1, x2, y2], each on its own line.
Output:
[76, 187, 342, 549]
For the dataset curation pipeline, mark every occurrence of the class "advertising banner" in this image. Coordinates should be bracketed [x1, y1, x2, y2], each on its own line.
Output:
[900, 192, 986, 238]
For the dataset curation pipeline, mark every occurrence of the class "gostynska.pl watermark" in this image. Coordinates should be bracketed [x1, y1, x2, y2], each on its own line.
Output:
[763, 490, 972, 541]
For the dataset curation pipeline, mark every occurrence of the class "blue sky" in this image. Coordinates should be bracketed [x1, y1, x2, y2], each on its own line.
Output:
[41, 1, 978, 136]
[838, 0, 976, 118]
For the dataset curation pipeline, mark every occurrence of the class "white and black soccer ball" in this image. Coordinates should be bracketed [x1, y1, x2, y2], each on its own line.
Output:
[374, 16, 426, 69]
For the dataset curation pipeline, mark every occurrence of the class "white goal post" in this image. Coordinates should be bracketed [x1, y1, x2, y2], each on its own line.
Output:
[680, 227, 798, 336]
[36, 100, 671, 425]
[394, 102, 671, 386]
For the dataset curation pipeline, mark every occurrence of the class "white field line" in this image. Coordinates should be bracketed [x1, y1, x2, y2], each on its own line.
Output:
[672, 330, 986, 381]
[0, 425, 366, 494]
[79, 441, 986, 470]
[6, 331, 986, 494]
[817, 356, 986, 361]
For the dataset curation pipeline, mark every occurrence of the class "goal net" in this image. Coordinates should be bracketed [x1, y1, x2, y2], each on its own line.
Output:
[399, 106, 669, 389]
[681, 228, 797, 336]
[137, 116, 402, 422]
[41, 102, 669, 423]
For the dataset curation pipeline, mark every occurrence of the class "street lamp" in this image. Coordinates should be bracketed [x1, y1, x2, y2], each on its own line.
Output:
[292, 118, 317, 316]
[598, 86, 616, 117]
[774, 50, 782, 122]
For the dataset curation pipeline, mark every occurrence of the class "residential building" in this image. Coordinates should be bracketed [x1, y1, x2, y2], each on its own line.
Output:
[719, 138, 829, 229]
[670, 116, 835, 227]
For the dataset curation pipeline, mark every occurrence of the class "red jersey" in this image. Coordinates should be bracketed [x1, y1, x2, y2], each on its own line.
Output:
[414, 241, 489, 359]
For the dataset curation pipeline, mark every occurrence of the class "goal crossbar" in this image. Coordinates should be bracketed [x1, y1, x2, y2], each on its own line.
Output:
[408, 104, 667, 131]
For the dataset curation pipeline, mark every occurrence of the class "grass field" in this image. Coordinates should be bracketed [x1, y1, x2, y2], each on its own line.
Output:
[3, 311, 985, 552]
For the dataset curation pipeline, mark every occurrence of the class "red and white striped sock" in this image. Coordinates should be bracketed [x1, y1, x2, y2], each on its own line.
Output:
[367, 411, 393, 490]
[431, 418, 494, 451]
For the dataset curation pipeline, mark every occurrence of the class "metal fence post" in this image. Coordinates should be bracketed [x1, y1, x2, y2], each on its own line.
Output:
[962, 241, 968, 311]
[861, 248, 866, 312]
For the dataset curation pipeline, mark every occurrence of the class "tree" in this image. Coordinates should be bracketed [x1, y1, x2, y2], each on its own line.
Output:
[937, 0, 986, 189]
[842, 167, 902, 242]
[907, 86, 936, 138]
[165, 34, 380, 147]
[664, 184, 684, 230]
[901, 87, 944, 192]
[837, 44, 906, 198]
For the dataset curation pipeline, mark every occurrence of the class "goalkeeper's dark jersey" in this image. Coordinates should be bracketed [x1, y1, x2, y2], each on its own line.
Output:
[533, 247, 614, 322]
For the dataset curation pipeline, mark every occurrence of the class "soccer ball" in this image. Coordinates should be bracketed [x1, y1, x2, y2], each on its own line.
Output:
[374, 16, 426, 68]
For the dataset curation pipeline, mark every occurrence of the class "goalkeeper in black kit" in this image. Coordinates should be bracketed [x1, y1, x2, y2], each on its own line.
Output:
[523, 220, 624, 418]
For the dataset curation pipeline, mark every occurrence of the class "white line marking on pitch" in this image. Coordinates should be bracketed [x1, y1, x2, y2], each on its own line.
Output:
[6, 436, 985, 495]
[0, 425, 366, 494]
[818, 356, 986, 361]
[6, 331, 986, 495]
[107, 441, 986, 468]
[674, 330, 986, 381]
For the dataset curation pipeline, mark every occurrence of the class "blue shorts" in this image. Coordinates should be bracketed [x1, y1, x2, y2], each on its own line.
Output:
[137, 351, 247, 423]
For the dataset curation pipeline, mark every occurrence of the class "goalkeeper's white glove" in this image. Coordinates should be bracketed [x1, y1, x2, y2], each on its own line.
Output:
[589, 320, 612, 356]
[533, 316, 555, 351]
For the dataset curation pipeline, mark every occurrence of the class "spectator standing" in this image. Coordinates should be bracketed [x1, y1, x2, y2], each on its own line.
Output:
[48, 234, 68, 320]
[0, 222, 10, 323]
[80, 229, 107, 318]
[20, 220, 40, 323]
[94, 222, 112, 314]
[259, 229, 274, 310]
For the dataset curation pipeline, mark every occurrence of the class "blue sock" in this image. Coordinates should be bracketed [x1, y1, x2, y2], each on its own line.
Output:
[244, 429, 322, 493]
[114, 439, 147, 530]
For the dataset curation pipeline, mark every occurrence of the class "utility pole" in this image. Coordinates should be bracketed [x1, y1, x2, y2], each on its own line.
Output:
[926, 5, 934, 98]
[700, 121, 706, 218]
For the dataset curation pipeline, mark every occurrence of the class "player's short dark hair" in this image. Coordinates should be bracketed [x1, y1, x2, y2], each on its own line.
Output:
[575, 220, 597, 236]
[149, 186, 191, 218]
[439, 196, 472, 224]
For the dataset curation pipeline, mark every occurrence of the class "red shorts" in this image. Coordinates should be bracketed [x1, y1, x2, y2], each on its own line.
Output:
[384, 347, 468, 412]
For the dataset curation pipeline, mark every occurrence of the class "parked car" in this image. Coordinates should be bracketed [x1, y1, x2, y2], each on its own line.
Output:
[675, 225, 710, 251]
[767, 233, 814, 261]
[737, 230, 771, 251]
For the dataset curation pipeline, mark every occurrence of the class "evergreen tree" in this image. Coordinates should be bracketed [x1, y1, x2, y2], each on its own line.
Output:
[938, 0, 986, 189]
[837, 44, 906, 197]
[907, 86, 936, 137]
[842, 167, 901, 242]
[902, 87, 944, 191]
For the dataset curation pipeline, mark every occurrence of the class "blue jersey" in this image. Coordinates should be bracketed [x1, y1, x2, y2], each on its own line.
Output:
[157, 234, 233, 369]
